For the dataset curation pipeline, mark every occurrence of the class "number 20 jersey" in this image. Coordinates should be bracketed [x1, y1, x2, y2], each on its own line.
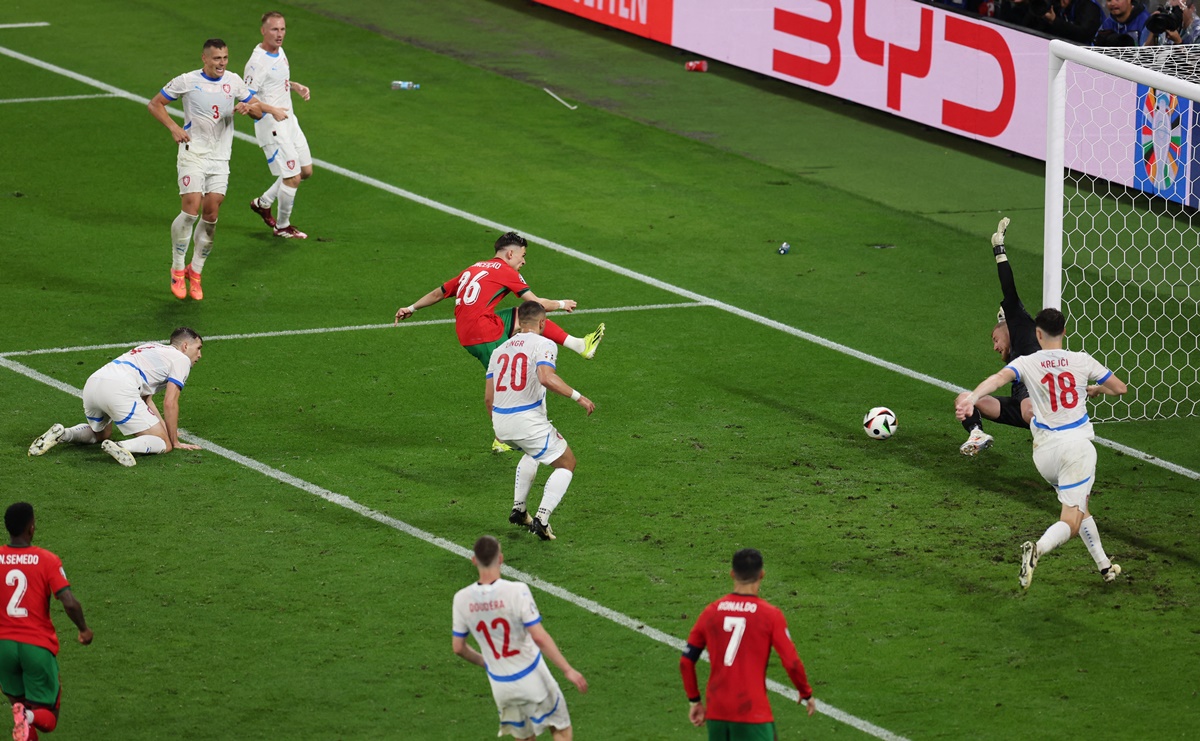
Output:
[452, 578, 557, 705]
[1006, 349, 1112, 448]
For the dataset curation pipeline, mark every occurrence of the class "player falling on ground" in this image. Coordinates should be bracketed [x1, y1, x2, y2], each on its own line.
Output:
[246, 11, 313, 240]
[395, 231, 604, 452]
[27, 328, 204, 467]
[957, 217, 1038, 456]
[956, 308, 1128, 588]
[0, 503, 93, 741]
[681, 548, 816, 738]
[487, 301, 595, 540]
[148, 38, 288, 301]
[452, 536, 588, 740]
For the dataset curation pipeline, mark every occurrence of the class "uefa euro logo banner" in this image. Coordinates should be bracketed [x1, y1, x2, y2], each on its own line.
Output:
[1133, 85, 1190, 206]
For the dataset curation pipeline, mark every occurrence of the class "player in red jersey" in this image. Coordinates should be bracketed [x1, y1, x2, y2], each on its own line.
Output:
[680, 548, 815, 740]
[0, 503, 93, 741]
[394, 231, 605, 367]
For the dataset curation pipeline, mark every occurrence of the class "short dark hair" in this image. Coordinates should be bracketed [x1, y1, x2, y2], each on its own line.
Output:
[474, 535, 501, 567]
[517, 300, 546, 326]
[170, 327, 202, 346]
[261, 11, 285, 25]
[5, 503, 34, 538]
[203, 38, 227, 52]
[494, 231, 528, 252]
[732, 548, 764, 582]
[1035, 308, 1066, 337]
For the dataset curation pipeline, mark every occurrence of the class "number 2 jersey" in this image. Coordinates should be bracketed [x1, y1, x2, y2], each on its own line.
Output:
[681, 594, 812, 724]
[1006, 349, 1112, 448]
[440, 260, 532, 347]
[452, 578, 559, 706]
[0, 546, 70, 655]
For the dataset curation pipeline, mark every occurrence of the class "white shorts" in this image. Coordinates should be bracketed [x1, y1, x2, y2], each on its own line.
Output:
[496, 683, 570, 739]
[255, 114, 311, 178]
[81, 366, 159, 436]
[1033, 438, 1098, 510]
[493, 414, 567, 465]
[176, 150, 230, 195]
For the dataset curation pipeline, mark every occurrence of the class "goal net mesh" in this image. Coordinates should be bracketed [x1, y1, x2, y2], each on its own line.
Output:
[1059, 45, 1200, 421]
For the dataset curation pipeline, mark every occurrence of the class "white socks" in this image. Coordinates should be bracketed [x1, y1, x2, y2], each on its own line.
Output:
[1078, 516, 1112, 571]
[276, 184, 298, 228]
[61, 424, 98, 444]
[513, 455, 538, 511]
[1036, 520, 1072, 559]
[563, 336, 585, 355]
[117, 437, 168, 455]
[171, 212, 198, 270]
[259, 177, 282, 208]
[190, 219, 217, 273]
[536, 469, 573, 523]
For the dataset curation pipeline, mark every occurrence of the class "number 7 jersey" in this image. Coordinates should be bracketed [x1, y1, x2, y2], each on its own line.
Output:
[452, 577, 557, 705]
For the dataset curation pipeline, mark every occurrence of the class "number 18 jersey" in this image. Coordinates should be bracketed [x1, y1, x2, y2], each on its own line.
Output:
[1006, 349, 1112, 448]
[452, 578, 557, 706]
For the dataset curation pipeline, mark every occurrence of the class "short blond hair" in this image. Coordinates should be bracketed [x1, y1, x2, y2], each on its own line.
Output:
[261, 11, 284, 25]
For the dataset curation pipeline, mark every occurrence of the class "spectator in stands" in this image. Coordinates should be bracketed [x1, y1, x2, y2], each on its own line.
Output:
[1026, 0, 1106, 42]
[1144, 0, 1200, 43]
[1094, 0, 1152, 45]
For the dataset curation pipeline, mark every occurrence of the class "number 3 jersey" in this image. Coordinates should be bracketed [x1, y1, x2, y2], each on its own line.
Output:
[1005, 349, 1112, 448]
[452, 578, 558, 706]
[682, 594, 811, 724]
[158, 69, 253, 159]
[0, 546, 70, 655]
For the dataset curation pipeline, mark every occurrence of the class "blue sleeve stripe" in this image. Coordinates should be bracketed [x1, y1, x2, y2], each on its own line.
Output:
[160, 88, 177, 101]
[241, 93, 253, 103]
[485, 372, 493, 379]
[168, 377, 184, 389]
[535, 361, 555, 369]
[523, 616, 542, 627]
[451, 630, 468, 638]
[1097, 370, 1112, 384]
[1005, 364, 1021, 383]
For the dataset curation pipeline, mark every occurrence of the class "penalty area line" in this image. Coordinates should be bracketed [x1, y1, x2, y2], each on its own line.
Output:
[1, 44, 1195, 483]
[0, 354, 909, 741]
[0, 301, 708, 358]
[0, 23, 49, 30]
[0, 93, 118, 105]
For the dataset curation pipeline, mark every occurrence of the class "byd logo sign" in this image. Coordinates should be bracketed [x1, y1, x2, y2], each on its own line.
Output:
[772, 0, 1016, 137]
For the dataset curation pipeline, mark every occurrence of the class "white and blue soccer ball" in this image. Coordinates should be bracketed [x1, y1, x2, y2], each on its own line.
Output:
[863, 407, 898, 440]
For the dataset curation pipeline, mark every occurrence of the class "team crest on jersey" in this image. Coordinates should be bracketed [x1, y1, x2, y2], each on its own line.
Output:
[182, 175, 191, 187]
[287, 159, 296, 170]
[222, 83, 231, 95]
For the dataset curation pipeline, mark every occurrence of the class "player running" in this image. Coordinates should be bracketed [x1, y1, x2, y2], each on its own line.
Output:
[0, 503, 93, 741]
[957, 217, 1038, 455]
[680, 548, 816, 738]
[487, 301, 595, 540]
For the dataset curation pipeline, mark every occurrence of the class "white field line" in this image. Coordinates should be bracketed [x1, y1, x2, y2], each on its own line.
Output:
[0, 23, 49, 30]
[0, 302, 707, 358]
[4, 42, 1191, 483]
[0, 354, 906, 741]
[0, 93, 117, 104]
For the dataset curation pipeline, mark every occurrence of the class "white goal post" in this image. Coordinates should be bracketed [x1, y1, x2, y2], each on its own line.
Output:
[1044, 40, 1200, 421]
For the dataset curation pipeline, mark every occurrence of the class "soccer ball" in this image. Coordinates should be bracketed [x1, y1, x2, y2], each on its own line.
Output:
[863, 407, 898, 440]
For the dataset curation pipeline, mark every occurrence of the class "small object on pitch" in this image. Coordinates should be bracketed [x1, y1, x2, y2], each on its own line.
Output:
[391, 81, 420, 90]
[685, 60, 709, 72]
[778, 242, 790, 255]
[543, 88, 578, 110]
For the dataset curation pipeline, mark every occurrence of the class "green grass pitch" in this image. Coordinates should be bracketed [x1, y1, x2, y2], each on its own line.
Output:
[0, 1, 1197, 739]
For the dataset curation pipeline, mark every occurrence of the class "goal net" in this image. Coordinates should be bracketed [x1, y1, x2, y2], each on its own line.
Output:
[1045, 41, 1200, 421]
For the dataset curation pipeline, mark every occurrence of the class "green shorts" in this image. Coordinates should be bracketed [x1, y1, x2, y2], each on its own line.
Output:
[463, 307, 517, 369]
[707, 719, 778, 741]
[0, 640, 60, 705]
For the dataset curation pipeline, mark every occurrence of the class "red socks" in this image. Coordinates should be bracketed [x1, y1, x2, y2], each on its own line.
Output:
[543, 319, 568, 346]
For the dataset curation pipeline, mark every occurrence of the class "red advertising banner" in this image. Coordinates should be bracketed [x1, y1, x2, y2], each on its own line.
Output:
[531, 0, 675, 44]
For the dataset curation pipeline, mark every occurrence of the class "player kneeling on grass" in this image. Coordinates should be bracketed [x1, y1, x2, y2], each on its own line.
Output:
[27, 328, 204, 467]
[956, 308, 1128, 589]
[452, 536, 587, 740]
[0, 503, 93, 741]
[487, 301, 595, 541]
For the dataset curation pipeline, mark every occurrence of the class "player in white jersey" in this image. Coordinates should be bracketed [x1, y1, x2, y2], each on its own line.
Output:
[148, 38, 288, 301]
[957, 308, 1128, 589]
[246, 11, 314, 240]
[28, 328, 205, 467]
[452, 536, 588, 739]
[486, 301, 596, 541]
